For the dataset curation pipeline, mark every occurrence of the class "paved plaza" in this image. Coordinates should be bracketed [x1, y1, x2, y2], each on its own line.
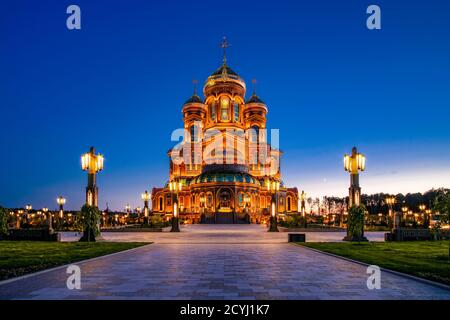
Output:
[60, 224, 387, 243]
[0, 225, 449, 300]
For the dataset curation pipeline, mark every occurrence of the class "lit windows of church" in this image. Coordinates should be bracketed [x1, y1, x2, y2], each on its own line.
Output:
[234, 102, 239, 122]
[210, 101, 216, 121]
[220, 97, 229, 121]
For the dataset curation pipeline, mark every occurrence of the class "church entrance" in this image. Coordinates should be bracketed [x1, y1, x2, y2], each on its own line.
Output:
[215, 189, 233, 223]
[199, 188, 250, 224]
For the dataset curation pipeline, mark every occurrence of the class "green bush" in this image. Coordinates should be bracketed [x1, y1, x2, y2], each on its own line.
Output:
[347, 204, 366, 241]
[150, 215, 170, 228]
[279, 215, 306, 228]
[77, 205, 100, 242]
[0, 206, 8, 239]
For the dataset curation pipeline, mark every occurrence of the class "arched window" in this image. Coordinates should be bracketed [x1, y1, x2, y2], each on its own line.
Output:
[220, 98, 229, 121]
[234, 103, 239, 122]
[287, 197, 291, 212]
[207, 194, 213, 207]
[159, 197, 163, 211]
[250, 125, 259, 166]
[190, 125, 196, 142]
[250, 125, 259, 143]
[210, 102, 216, 121]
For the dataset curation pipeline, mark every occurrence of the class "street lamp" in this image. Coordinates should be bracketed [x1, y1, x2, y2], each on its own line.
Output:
[385, 196, 396, 228]
[418, 204, 426, 227]
[81, 146, 104, 207]
[25, 204, 32, 224]
[57, 196, 66, 219]
[425, 209, 432, 228]
[169, 180, 182, 232]
[343, 147, 366, 207]
[401, 206, 408, 225]
[141, 190, 151, 225]
[200, 194, 206, 216]
[266, 179, 280, 232]
[16, 210, 23, 228]
[42, 207, 52, 231]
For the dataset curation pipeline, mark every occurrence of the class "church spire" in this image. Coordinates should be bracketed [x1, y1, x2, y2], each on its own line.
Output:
[192, 79, 198, 96]
[251, 79, 257, 96]
[221, 36, 229, 66]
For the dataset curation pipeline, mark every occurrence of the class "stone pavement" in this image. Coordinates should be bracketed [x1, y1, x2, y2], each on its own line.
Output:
[60, 224, 387, 243]
[0, 225, 449, 300]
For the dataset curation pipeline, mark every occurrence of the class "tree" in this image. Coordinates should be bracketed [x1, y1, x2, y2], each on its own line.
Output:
[433, 189, 450, 259]
[77, 204, 100, 242]
[0, 206, 8, 240]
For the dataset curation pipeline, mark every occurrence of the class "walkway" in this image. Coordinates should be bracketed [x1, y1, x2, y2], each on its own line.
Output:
[0, 225, 448, 299]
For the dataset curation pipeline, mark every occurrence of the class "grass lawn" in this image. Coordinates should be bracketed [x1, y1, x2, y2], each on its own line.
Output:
[299, 241, 450, 285]
[0, 241, 149, 281]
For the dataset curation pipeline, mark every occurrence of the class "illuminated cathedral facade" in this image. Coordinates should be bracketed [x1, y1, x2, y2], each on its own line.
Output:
[152, 50, 298, 224]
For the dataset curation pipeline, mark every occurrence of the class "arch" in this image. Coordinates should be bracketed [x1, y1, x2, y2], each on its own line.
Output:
[220, 96, 230, 121]
[215, 187, 235, 211]
[158, 196, 164, 211]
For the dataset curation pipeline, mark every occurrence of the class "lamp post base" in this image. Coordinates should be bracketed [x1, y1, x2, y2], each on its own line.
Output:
[170, 217, 180, 232]
[268, 216, 279, 232]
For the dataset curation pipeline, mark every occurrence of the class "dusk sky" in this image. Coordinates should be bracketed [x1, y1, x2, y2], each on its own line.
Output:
[1, 0, 450, 210]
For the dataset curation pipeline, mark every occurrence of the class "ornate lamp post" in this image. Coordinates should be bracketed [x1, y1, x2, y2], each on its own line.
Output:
[81, 146, 104, 207]
[266, 180, 280, 232]
[169, 180, 182, 232]
[141, 190, 151, 225]
[343, 147, 366, 207]
[56, 196, 66, 228]
[418, 204, 426, 226]
[385, 196, 396, 229]
[57, 196, 66, 217]
[16, 210, 23, 229]
[42, 207, 52, 231]
[425, 209, 432, 228]
[124, 204, 130, 224]
[401, 206, 408, 226]
[25, 204, 32, 224]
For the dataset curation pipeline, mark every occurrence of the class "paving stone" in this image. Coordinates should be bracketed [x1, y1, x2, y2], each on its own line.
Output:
[0, 225, 449, 299]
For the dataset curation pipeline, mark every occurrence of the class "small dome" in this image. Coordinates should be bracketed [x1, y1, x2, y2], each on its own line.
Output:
[184, 94, 203, 104]
[246, 94, 265, 104]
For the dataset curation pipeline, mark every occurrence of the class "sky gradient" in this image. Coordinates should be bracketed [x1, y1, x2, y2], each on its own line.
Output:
[1, 0, 450, 210]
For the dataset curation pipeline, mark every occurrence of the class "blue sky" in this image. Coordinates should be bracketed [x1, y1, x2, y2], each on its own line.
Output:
[1, 0, 449, 210]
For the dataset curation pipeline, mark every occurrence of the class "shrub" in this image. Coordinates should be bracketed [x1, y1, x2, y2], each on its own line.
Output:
[0, 206, 8, 239]
[279, 215, 306, 228]
[77, 205, 100, 242]
[347, 204, 366, 241]
[150, 215, 170, 228]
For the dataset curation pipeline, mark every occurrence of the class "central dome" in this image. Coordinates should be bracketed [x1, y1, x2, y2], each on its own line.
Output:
[210, 65, 240, 77]
[203, 63, 246, 98]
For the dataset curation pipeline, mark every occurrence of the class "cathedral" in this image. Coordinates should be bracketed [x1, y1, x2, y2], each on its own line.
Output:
[152, 46, 298, 224]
